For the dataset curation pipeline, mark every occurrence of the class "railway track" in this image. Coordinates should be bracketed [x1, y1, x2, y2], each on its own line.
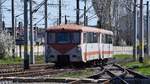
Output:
[0, 63, 54, 69]
[0, 63, 55, 73]
[0, 63, 62, 77]
[0, 69, 66, 77]
[0, 63, 149, 84]
[87, 64, 150, 84]
[0, 63, 89, 78]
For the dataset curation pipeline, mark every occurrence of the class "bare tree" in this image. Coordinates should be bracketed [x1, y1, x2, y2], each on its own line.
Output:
[92, 0, 112, 29]
[92, 0, 134, 45]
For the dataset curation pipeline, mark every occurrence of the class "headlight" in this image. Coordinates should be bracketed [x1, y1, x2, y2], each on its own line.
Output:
[72, 55, 81, 59]
[72, 55, 77, 58]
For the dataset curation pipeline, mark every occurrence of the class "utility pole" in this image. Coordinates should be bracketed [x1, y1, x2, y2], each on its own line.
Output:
[12, 0, 15, 58]
[2, 21, 5, 30]
[30, 0, 34, 64]
[57, 18, 59, 25]
[85, 16, 88, 26]
[133, 0, 137, 61]
[139, 0, 144, 63]
[84, 0, 87, 26]
[24, 0, 29, 69]
[146, 1, 150, 56]
[59, 0, 61, 25]
[44, 0, 48, 63]
[18, 22, 22, 58]
[34, 25, 37, 42]
[45, 0, 47, 34]
[0, 0, 2, 30]
[65, 15, 67, 24]
[76, 0, 79, 25]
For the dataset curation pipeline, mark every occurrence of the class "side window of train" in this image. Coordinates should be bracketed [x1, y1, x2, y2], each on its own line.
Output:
[107, 35, 113, 44]
[102, 34, 113, 44]
[83, 32, 99, 43]
[93, 33, 99, 43]
[102, 34, 106, 43]
[88, 32, 93, 43]
[105, 35, 113, 44]
[47, 32, 55, 43]
[87, 32, 93, 43]
[88, 32, 99, 43]
[83, 33, 87, 43]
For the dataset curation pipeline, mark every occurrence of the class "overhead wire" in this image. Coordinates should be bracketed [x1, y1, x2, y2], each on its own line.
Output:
[79, 5, 93, 19]
[0, 0, 9, 6]
[88, 14, 97, 21]
[32, 0, 45, 13]
[34, 12, 51, 25]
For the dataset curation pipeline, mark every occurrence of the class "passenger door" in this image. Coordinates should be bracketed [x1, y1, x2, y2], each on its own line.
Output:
[101, 34, 109, 59]
[99, 33, 102, 59]
[86, 32, 99, 61]
[83, 33, 88, 62]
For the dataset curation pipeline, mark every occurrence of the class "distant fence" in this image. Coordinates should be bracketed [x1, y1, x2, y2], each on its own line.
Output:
[15, 46, 44, 58]
[113, 46, 133, 55]
[14, 46, 133, 58]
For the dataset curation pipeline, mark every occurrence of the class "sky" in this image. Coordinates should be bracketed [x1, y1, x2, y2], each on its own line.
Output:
[2, 0, 97, 28]
[1, 0, 150, 28]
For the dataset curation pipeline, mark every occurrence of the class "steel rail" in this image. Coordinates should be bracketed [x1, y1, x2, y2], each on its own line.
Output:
[112, 64, 128, 78]
[0, 69, 63, 77]
[87, 68, 105, 79]
[114, 64, 149, 79]
[106, 70, 129, 84]
[87, 64, 129, 83]
[0, 77, 98, 83]
[0, 64, 55, 77]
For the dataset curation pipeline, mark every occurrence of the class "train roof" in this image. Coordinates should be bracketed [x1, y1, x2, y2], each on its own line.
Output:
[47, 24, 113, 35]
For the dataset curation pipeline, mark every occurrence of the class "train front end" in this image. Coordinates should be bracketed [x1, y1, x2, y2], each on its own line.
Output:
[46, 28, 82, 65]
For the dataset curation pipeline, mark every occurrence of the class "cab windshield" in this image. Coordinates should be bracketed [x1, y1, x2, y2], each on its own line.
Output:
[47, 32, 80, 44]
[56, 32, 70, 43]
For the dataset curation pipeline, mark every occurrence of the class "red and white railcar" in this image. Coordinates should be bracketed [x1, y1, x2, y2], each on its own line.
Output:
[46, 24, 113, 65]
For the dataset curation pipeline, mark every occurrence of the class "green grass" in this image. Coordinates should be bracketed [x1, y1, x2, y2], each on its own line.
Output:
[122, 61, 143, 68]
[56, 68, 95, 78]
[113, 54, 133, 59]
[121, 61, 150, 76]
[136, 67, 150, 76]
[120, 56, 150, 68]
[0, 55, 45, 64]
[0, 57, 22, 64]
[35, 55, 44, 64]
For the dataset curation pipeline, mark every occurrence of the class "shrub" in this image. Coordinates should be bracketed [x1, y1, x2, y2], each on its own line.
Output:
[0, 30, 14, 58]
